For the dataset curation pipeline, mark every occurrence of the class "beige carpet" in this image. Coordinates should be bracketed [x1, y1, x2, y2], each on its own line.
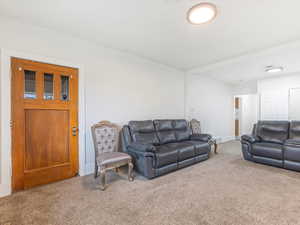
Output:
[2, 141, 300, 225]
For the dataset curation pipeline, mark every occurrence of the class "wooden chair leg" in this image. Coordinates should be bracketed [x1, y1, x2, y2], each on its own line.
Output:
[94, 164, 98, 178]
[214, 143, 218, 154]
[99, 169, 106, 191]
[128, 162, 134, 182]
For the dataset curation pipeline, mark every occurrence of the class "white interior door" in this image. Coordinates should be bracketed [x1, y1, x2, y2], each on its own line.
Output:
[289, 88, 300, 120]
[260, 91, 289, 120]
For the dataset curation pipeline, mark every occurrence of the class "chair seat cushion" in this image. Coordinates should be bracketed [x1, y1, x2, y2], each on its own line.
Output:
[252, 142, 283, 160]
[97, 152, 131, 167]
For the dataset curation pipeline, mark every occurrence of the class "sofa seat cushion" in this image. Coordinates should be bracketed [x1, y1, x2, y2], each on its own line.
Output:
[155, 142, 197, 168]
[165, 142, 195, 161]
[155, 145, 178, 168]
[252, 142, 283, 160]
[284, 142, 300, 162]
[184, 140, 210, 155]
[285, 139, 300, 146]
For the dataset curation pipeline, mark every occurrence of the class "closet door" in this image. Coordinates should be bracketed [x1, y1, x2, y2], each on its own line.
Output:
[259, 91, 289, 120]
[289, 88, 300, 120]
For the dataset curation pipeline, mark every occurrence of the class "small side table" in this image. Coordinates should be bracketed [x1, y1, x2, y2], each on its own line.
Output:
[209, 138, 218, 154]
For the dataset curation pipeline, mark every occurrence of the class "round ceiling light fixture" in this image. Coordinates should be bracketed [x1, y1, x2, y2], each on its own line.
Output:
[187, 2, 217, 25]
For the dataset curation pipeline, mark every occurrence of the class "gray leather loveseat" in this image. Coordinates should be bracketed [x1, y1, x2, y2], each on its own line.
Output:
[121, 119, 212, 178]
[241, 120, 300, 171]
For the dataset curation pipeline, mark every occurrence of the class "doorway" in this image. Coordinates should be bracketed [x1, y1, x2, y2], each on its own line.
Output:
[11, 58, 79, 191]
[234, 94, 259, 138]
[234, 97, 240, 138]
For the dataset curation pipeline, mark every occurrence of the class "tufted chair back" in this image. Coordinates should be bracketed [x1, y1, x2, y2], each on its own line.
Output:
[190, 119, 201, 135]
[91, 121, 120, 159]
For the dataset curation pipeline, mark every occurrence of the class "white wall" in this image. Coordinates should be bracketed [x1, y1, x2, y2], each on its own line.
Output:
[258, 73, 300, 120]
[0, 18, 185, 197]
[239, 95, 258, 135]
[258, 73, 300, 92]
[185, 74, 234, 142]
[233, 81, 258, 96]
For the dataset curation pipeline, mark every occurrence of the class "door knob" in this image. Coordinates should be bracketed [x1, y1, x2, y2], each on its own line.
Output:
[72, 127, 78, 136]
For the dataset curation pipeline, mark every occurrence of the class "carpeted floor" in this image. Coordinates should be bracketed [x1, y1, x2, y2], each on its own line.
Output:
[2, 141, 300, 225]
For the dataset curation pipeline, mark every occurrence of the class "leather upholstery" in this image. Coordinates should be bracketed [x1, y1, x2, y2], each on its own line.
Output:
[176, 130, 190, 141]
[256, 121, 289, 144]
[241, 120, 300, 172]
[157, 131, 177, 144]
[185, 140, 210, 155]
[190, 134, 212, 142]
[252, 142, 283, 160]
[155, 145, 179, 168]
[128, 142, 156, 152]
[122, 119, 211, 178]
[174, 120, 191, 141]
[154, 120, 177, 144]
[241, 134, 260, 143]
[289, 121, 300, 140]
[129, 121, 159, 145]
[285, 139, 300, 146]
[165, 142, 195, 161]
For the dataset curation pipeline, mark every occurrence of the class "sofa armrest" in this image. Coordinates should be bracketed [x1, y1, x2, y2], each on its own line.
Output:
[285, 139, 300, 146]
[128, 142, 156, 153]
[190, 134, 212, 142]
[241, 135, 260, 144]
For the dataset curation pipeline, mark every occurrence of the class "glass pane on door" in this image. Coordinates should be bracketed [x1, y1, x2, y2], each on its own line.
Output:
[61, 75, 69, 101]
[44, 73, 54, 100]
[24, 70, 36, 99]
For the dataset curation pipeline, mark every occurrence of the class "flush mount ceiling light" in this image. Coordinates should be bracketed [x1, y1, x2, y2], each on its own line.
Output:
[187, 2, 217, 25]
[265, 66, 284, 73]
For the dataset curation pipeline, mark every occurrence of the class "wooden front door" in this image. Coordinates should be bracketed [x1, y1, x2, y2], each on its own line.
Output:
[11, 58, 79, 191]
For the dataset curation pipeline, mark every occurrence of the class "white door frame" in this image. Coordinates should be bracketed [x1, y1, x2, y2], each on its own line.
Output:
[0, 48, 86, 197]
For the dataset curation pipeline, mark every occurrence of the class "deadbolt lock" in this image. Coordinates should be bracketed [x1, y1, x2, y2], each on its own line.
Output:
[72, 127, 78, 136]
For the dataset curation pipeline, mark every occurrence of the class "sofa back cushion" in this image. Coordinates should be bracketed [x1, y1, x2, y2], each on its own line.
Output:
[154, 120, 176, 144]
[153, 120, 177, 144]
[173, 120, 191, 141]
[290, 121, 300, 140]
[256, 121, 289, 144]
[154, 119, 190, 144]
[128, 120, 159, 145]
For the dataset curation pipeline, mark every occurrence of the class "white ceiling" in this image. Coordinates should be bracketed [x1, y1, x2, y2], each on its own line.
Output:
[189, 40, 300, 84]
[0, 0, 300, 72]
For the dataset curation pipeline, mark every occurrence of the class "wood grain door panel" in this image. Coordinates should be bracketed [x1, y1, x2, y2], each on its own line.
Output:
[25, 109, 69, 171]
[11, 58, 78, 191]
[24, 164, 72, 189]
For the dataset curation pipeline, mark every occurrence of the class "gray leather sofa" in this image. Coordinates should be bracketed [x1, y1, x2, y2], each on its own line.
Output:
[121, 119, 212, 178]
[241, 120, 300, 171]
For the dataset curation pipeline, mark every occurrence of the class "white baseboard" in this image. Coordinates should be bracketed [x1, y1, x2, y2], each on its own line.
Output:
[220, 136, 236, 143]
[85, 162, 95, 176]
[0, 184, 11, 198]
